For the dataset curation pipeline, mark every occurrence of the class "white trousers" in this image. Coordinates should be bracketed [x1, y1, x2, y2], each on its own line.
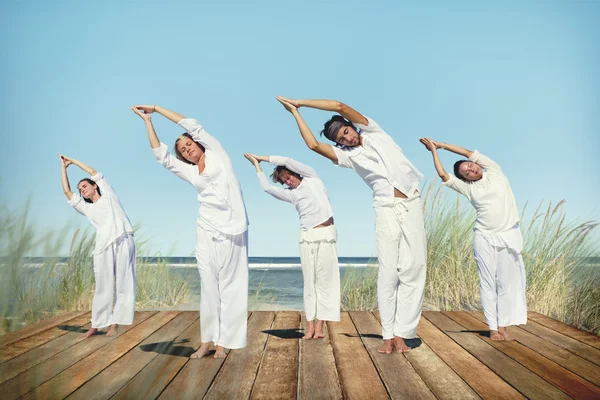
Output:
[473, 227, 527, 331]
[196, 227, 248, 349]
[299, 225, 341, 322]
[375, 196, 427, 340]
[91, 234, 136, 329]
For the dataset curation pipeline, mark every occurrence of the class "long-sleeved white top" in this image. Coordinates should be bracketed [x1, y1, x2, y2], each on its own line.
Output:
[257, 156, 333, 231]
[153, 118, 248, 236]
[331, 117, 423, 207]
[67, 172, 134, 255]
[443, 150, 520, 235]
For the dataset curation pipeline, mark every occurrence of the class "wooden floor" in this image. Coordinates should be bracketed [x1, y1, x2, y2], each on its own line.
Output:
[1, 311, 599, 400]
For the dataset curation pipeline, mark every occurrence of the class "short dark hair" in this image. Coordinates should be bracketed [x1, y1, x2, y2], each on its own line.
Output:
[174, 133, 206, 165]
[270, 166, 302, 185]
[78, 178, 101, 203]
[453, 160, 468, 181]
[320, 115, 358, 145]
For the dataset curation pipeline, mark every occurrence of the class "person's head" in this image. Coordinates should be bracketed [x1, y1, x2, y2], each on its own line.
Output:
[320, 115, 361, 147]
[174, 133, 206, 165]
[270, 166, 302, 189]
[77, 178, 101, 203]
[454, 160, 483, 182]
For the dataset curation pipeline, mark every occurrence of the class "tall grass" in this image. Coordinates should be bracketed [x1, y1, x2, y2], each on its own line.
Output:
[0, 202, 190, 334]
[341, 182, 599, 334]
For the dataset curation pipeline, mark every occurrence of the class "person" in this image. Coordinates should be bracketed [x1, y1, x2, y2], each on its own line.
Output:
[420, 137, 527, 340]
[59, 154, 136, 338]
[276, 96, 426, 354]
[132, 104, 249, 358]
[244, 153, 340, 339]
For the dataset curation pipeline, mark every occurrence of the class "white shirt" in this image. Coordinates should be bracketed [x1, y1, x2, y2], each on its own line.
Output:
[68, 172, 134, 255]
[332, 117, 424, 207]
[257, 156, 333, 231]
[153, 118, 248, 236]
[443, 150, 520, 235]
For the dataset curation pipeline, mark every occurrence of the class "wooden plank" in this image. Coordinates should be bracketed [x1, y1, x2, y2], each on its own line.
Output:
[372, 311, 480, 400]
[67, 311, 198, 400]
[203, 312, 276, 400]
[469, 311, 600, 387]
[298, 312, 342, 400]
[112, 318, 203, 400]
[423, 312, 569, 400]
[0, 311, 156, 400]
[0, 311, 86, 348]
[19, 311, 180, 400]
[350, 311, 435, 399]
[327, 312, 388, 399]
[0, 312, 91, 364]
[251, 311, 300, 399]
[528, 312, 600, 349]
[520, 319, 600, 366]
[445, 311, 600, 400]
[0, 318, 96, 385]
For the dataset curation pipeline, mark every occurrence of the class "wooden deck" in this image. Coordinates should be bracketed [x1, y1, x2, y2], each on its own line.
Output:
[1, 311, 599, 399]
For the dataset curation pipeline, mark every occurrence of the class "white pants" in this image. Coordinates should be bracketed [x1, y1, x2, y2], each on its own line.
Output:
[196, 227, 248, 349]
[299, 225, 341, 322]
[473, 227, 527, 331]
[375, 196, 427, 340]
[91, 234, 136, 329]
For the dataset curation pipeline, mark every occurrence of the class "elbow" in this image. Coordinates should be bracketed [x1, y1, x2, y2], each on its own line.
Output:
[307, 142, 320, 151]
[334, 101, 345, 113]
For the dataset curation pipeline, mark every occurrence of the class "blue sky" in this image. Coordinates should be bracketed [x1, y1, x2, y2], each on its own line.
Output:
[1, 1, 598, 257]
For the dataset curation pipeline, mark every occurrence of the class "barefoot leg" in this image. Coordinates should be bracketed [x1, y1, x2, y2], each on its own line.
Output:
[393, 336, 411, 353]
[303, 320, 315, 339]
[214, 345, 227, 358]
[490, 330, 504, 341]
[378, 339, 394, 354]
[190, 343, 211, 359]
[498, 326, 513, 341]
[314, 320, 325, 339]
[106, 324, 119, 337]
[84, 328, 98, 338]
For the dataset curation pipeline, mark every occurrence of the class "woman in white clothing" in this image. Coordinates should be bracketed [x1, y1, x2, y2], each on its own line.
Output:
[244, 153, 340, 339]
[276, 96, 426, 354]
[132, 104, 249, 359]
[420, 138, 527, 341]
[59, 155, 136, 338]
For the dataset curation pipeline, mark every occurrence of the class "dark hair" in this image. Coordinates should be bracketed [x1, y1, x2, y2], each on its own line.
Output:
[320, 115, 358, 146]
[174, 133, 206, 165]
[270, 166, 302, 185]
[78, 178, 101, 203]
[453, 160, 468, 181]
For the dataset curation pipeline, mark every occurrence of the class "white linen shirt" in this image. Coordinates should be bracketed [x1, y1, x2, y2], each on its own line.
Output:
[331, 117, 424, 207]
[68, 172, 134, 255]
[443, 150, 520, 235]
[257, 156, 333, 231]
[153, 118, 248, 236]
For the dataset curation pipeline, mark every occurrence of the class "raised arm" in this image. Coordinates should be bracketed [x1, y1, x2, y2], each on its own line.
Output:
[132, 106, 160, 149]
[419, 139, 450, 182]
[244, 153, 292, 203]
[276, 98, 338, 163]
[268, 156, 317, 178]
[133, 104, 185, 124]
[276, 96, 368, 126]
[59, 155, 74, 200]
[60, 155, 97, 176]
[438, 142, 473, 158]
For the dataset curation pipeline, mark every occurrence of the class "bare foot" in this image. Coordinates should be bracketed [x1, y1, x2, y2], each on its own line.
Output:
[499, 327, 514, 341]
[378, 339, 394, 354]
[106, 324, 119, 337]
[314, 320, 325, 339]
[490, 330, 504, 341]
[393, 336, 411, 353]
[190, 343, 211, 359]
[84, 328, 98, 338]
[303, 320, 315, 339]
[214, 346, 227, 359]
